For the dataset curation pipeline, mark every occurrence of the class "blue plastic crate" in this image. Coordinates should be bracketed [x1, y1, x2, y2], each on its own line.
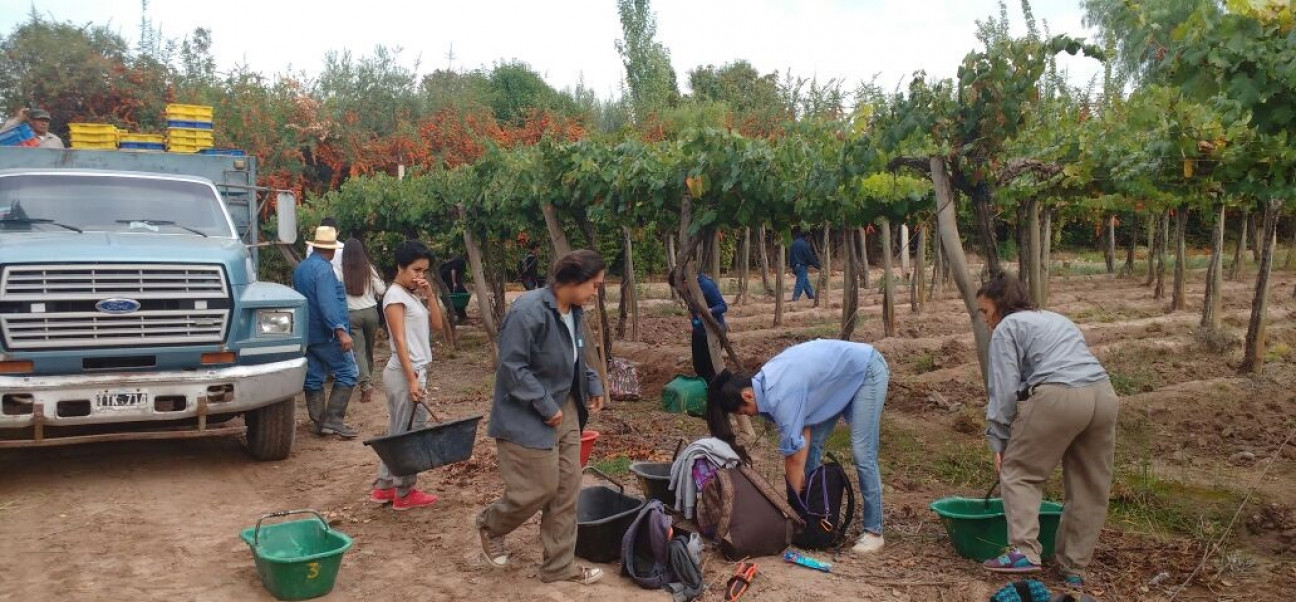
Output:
[120, 141, 166, 151]
[0, 123, 35, 146]
[166, 120, 214, 130]
[198, 148, 247, 157]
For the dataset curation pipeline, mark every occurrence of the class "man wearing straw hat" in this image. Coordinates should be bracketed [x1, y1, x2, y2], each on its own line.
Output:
[293, 225, 360, 438]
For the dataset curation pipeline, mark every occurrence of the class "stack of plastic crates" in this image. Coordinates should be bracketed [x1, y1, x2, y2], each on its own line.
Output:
[165, 104, 214, 153]
[0, 123, 40, 147]
[69, 123, 120, 150]
[118, 132, 166, 152]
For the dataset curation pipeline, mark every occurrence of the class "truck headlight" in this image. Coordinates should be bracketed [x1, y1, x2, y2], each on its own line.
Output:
[256, 310, 294, 336]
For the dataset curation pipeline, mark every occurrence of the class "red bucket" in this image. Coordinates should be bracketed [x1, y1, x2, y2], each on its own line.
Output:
[579, 430, 600, 467]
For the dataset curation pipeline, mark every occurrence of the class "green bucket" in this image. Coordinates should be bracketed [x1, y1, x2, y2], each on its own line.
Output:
[929, 497, 1063, 561]
[449, 292, 472, 311]
[239, 510, 354, 601]
[661, 375, 708, 417]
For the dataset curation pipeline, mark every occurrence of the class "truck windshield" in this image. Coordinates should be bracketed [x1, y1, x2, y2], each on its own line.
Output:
[0, 174, 234, 238]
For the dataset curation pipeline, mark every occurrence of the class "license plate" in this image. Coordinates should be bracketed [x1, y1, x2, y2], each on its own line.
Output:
[95, 390, 150, 409]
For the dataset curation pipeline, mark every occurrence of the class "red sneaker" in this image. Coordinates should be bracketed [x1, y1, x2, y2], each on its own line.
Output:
[369, 488, 396, 505]
[392, 489, 439, 511]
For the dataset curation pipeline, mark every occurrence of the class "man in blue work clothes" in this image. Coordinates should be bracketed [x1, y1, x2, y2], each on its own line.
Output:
[790, 228, 821, 301]
[293, 226, 360, 439]
[668, 271, 728, 381]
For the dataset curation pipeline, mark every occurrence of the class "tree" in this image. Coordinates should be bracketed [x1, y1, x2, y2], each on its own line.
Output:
[615, 0, 679, 122]
[486, 60, 560, 125]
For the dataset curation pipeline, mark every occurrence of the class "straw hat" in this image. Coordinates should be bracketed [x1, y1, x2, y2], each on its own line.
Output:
[307, 226, 341, 249]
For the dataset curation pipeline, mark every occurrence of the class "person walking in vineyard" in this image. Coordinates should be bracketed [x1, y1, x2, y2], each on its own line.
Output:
[706, 339, 890, 555]
[667, 270, 728, 382]
[439, 254, 470, 321]
[518, 241, 542, 290]
[977, 274, 1117, 590]
[477, 250, 606, 585]
[341, 238, 387, 405]
[369, 240, 444, 511]
[789, 228, 820, 301]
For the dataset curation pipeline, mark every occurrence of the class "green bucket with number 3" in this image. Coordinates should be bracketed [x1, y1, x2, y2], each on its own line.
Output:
[240, 510, 354, 600]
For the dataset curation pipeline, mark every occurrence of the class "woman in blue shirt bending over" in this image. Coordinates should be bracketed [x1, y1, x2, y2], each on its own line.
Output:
[707, 339, 889, 554]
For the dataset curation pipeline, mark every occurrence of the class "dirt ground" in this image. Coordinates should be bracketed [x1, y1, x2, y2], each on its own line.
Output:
[3, 259, 1295, 601]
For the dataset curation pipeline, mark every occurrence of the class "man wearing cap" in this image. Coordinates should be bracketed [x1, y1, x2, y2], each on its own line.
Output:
[293, 226, 360, 439]
[1, 108, 64, 148]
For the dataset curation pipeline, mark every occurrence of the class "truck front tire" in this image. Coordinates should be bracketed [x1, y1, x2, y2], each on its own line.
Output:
[244, 397, 296, 461]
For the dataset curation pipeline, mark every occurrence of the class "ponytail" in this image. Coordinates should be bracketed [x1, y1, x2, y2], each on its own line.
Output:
[706, 369, 753, 464]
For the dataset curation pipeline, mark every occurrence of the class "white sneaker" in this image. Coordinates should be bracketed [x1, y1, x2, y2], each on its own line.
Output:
[852, 533, 885, 554]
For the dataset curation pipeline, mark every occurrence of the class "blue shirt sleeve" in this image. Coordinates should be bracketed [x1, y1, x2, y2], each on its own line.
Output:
[764, 378, 810, 456]
[699, 277, 727, 320]
[313, 262, 349, 334]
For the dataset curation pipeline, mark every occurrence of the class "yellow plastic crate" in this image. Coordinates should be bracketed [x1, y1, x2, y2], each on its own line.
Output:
[70, 140, 119, 150]
[69, 123, 119, 136]
[119, 132, 165, 144]
[70, 133, 120, 144]
[165, 104, 214, 122]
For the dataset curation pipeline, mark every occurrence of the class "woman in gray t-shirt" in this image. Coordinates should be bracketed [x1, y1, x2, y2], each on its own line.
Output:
[369, 240, 444, 511]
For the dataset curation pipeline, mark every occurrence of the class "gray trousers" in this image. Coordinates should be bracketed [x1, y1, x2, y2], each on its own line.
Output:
[349, 306, 381, 391]
[372, 364, 428, 496]
[1002, 381, 1119, 578]
[478, 397, 581, 582]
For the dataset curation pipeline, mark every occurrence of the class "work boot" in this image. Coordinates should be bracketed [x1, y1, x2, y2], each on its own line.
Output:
[304, 390, 325, 432]
[319, 384, 358, 439]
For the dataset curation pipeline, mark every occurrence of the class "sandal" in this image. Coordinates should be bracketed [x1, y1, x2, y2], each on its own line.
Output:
[568, 566, 603, 585]
[725, 561, 758, 601]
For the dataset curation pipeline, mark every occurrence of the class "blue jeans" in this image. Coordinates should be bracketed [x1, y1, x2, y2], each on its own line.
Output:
[304, 342, 358, 391]
[793, 264, 815, 300]
[804, 352, 889, 534]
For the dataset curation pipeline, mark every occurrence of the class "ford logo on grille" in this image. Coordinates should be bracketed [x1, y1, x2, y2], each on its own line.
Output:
[96, 298, 142, 314]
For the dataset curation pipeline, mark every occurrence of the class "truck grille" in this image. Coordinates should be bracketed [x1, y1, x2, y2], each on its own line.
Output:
[0, 264, 230, 350]
[0, 264, 226, 301]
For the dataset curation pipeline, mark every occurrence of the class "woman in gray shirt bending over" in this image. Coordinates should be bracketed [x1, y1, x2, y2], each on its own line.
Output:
[477, 250, 606, 585]
[977, 274, 1117, 591]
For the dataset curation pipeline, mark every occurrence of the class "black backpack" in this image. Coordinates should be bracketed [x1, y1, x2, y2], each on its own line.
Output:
[621, 500, 705, 601]
[786, 454, 856, 550]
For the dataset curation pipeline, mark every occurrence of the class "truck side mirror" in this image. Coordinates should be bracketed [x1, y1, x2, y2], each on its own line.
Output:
[276, 192, 297, 244]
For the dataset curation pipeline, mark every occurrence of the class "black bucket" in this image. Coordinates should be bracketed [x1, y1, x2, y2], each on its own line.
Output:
[629, 461, 673, 506]
[575, 467, 645, 563]
[363, 413, 482, 477]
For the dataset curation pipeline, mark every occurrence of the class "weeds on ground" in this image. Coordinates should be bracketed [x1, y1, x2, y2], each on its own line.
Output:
[651, 304, 688, 317]
[592, 456, 632, 477]
[913, 352, 938, 374]
[1110, 412, 1243, 540]
[1108, 368, 1159, 396]
[1195, 327, 1241, 354]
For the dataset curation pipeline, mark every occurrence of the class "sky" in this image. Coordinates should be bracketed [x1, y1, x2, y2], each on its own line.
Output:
[1, 0, 1104, 98]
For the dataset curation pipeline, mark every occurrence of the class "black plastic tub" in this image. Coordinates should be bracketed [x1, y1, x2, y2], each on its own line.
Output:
[629, 461, 674, 506]
[363, 415, 482, 477]
[575, 468, 645, 563]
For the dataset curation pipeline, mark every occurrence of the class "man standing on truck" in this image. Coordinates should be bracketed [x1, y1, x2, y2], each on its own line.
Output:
[1, 108, 64, 148]
[294, 226, 360, 439]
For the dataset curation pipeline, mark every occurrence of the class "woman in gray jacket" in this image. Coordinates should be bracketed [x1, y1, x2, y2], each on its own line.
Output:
[477, 250, 606, 585]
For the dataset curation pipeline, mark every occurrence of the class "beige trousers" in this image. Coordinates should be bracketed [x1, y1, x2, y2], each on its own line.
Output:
[1002, 381, 1119, 578]
[478, 398, 582, 582]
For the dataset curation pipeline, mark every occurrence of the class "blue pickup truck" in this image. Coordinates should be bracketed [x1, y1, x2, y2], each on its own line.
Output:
[0, 147, 307, 460]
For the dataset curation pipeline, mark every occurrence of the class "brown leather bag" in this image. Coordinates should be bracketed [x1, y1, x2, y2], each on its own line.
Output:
[696, 465, 805, 560]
